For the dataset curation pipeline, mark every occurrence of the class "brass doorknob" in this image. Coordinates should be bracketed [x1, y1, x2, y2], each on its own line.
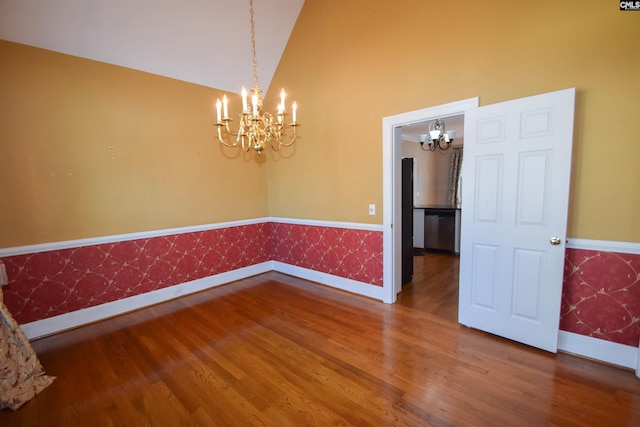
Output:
[550, 237, 562, 246]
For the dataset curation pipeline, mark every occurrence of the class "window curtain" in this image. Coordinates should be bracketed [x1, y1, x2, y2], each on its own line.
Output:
[447, 147, 463, 207]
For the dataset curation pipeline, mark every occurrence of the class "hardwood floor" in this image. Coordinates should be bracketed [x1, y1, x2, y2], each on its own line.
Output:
[2, 253, 640, 426]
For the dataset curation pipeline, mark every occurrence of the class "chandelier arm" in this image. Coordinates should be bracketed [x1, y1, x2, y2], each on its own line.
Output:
[216, 124, 241, 148]
[277, 125, 298, 147]
[438, 141, 451, 151]
[241, 118, 253, 152]
[419, 142, 436, 152]
[242, 137, 252, 152]
[237, 131, 247, 151]
[223, 119, 239, 137]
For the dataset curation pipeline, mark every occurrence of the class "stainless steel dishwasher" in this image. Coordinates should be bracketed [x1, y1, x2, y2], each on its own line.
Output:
[424, 209, 456, 252]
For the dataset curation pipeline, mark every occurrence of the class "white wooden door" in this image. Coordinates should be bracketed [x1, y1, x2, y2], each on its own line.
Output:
[458, 88, 575, 352]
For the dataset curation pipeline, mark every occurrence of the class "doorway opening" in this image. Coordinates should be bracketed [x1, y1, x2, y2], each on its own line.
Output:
[381, 98, 479, 304]
[400, 114, 464, 288]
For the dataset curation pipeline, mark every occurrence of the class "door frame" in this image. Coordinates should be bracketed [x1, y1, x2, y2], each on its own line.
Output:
[382, 97, 479, 303]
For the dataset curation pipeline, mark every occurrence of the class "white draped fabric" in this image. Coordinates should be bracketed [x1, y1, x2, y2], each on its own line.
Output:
[0, 260, 55, 411]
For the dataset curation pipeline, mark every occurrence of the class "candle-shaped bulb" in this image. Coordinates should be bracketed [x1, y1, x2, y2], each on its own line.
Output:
[216, 98, 222, 123]
[222, 95, 229, 119]
[292, 102, 297, 123]
[252, 94, 259, 117]
[241, 87, 248, 113]
[280, 89, 286, 111]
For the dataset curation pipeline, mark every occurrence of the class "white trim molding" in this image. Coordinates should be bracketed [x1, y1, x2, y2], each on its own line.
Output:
[21, 259, 385, 340]
[382, 97, 480, 305]
[272, 261, 385, 301]
[566, 238, 640, 255]
[558, 331, 639, 372]
[0, 217, 384, 257]
[0, 218, 272, 257]
[268, 217, 383, 232]
[21, 262, 273, 340]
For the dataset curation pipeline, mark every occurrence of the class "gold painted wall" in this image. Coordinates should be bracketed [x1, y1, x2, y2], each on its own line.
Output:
[265, 0, 640, 242]
[2, 0, 639, 247]
[0, 40, 268, 247]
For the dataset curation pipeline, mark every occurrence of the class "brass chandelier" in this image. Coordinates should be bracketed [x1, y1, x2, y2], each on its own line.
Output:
[215, 0, 298, 155]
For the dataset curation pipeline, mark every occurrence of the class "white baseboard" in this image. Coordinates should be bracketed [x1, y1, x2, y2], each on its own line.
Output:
[272, 261, 386, 301]
[558, 330, 639, 373]
[21, 260, 385, 340]
[21, 262, 273, 340]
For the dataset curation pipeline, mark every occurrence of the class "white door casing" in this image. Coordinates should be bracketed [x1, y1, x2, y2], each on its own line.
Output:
[458, 88, 576, 352]
[382, 98, 479, 303]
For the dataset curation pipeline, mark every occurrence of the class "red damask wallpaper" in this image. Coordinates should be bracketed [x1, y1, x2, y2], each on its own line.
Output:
[0, 222, 384, 325]
[1, 223, 272, 324]
[2, 225, 638, 349]
[270, 223, 384, 287]
[560, 248, 640, 347]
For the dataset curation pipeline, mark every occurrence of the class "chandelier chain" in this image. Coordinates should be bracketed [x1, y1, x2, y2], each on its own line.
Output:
[214, 0, 298, 155]
[249, 0, 259, 89]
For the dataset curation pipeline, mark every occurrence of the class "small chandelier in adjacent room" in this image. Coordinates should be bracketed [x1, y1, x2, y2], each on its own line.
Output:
[215, 0, 298, 155]
[418, 119, 456, 152]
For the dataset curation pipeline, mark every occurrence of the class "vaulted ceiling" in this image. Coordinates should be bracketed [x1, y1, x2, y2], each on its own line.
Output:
[0, 0, 304, 95]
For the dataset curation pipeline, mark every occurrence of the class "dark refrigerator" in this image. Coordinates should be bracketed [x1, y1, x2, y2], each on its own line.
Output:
[401, 158, 413, 285]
